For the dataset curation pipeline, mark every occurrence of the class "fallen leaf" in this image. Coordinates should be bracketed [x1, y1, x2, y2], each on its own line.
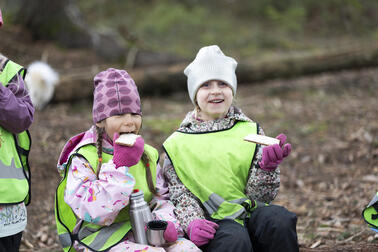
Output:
[310, 240, 322, 248]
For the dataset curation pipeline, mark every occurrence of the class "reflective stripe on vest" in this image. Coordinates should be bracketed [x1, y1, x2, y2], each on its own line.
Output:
[362, 192, 378, 230]
[0, 158, 24, 179]
[55, 143, 158, 252]
[163, 121, 258, 224]
[0, 57, 31, 205]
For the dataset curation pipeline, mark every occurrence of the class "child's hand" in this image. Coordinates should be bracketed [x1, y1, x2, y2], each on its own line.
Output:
[186, 219, 219, 247]
[113, 133, 144, 168]
[163, 221, 178, 242]
[259, 133, 291, 172]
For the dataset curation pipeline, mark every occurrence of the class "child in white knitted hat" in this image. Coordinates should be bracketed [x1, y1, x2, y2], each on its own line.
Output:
[162, 45, 299, 252]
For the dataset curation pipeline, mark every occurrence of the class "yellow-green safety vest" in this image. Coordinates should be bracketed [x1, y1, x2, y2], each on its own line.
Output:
[362, 192, 378, 231]
[0, 56, 32, 205]
[163, 121, 265, 225]
[55, 143, 158, 252]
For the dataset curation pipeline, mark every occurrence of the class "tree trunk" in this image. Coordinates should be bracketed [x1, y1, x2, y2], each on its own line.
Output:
[7, 0, 126, 60]
[53, 43, 378, 102]
[13, 0, 91, 48]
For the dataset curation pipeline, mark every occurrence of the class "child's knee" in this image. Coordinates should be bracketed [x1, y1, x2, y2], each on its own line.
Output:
[260, 205, 297, 232]
[274, 205, 297, 226]
[210, 231, 252, 252]
[215, 220, 251, 246]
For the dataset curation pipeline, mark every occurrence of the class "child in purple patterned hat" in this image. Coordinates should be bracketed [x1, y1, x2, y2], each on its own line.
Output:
[55, 68, 200, 251]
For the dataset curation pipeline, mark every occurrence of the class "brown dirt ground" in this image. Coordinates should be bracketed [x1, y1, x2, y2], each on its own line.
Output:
[1, 26, 377, 252]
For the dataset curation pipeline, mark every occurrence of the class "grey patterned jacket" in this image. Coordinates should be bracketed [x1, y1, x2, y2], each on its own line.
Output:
[162, 106, 280, 231]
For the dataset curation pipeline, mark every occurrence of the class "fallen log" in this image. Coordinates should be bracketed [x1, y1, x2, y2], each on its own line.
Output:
[52, 63, 187, 102]
[237, 42, 378, 83]
[53, 42, 378, 102]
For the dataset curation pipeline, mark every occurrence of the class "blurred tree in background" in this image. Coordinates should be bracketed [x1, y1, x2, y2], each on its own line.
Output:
[4, 0, 91, 47]
[75, 0, 378, 58]
[3, 0, 126, 60]
[2, 0, 378, 60]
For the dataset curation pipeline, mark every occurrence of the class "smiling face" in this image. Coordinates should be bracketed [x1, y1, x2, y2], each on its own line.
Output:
[96, 113, 142, 141]
[195, 80, 233, 121]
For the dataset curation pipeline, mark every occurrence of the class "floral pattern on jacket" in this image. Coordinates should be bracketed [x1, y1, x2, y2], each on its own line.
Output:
[163, 106, 280, 231]
[61, 127, 202, 251]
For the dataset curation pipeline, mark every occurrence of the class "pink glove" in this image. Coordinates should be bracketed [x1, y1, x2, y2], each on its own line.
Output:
[113, 133, 144, 168]
[0, 9, 3, 27]
[187, 219, 219, 247]
[163, 221, 178, 242]
[259, 133, 291, 172]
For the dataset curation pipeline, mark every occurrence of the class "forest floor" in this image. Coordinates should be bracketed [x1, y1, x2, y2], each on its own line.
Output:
[1, 26, 377, 252]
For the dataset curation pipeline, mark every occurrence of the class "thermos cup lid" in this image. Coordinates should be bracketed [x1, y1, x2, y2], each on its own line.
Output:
[131, 189, 143, 198]
[147, 220, 168, 230]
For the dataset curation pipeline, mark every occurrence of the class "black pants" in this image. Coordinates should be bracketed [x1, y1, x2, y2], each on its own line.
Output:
[0, 232, 23, 252]
[202, 205, 299, 252]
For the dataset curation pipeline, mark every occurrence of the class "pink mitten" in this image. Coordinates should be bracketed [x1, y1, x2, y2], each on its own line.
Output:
[163, 221, 178, 242]
[0, 9, 3, 27]
[187, 219, 219, 247]
[113, 133, 144, 168]
[259, 133, 291, 171]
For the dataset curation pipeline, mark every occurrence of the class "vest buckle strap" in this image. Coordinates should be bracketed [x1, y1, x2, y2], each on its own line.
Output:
[372, 202, 378, 220]
[71, 233, 78, 242]
[241, 200, 267, 213]
[241, 201, 253, 212]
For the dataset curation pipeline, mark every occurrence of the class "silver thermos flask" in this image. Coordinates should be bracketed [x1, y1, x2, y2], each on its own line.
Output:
[129, 189, 153, 244]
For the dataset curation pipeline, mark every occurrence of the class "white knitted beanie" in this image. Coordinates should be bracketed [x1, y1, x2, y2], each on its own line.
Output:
[184, 45, 238, 104]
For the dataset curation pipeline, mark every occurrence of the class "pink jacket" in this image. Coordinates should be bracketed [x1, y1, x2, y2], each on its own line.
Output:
[57, 126, 184, 235]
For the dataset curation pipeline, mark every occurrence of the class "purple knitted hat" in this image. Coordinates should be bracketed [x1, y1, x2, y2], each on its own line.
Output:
[92, 68, 141, 123]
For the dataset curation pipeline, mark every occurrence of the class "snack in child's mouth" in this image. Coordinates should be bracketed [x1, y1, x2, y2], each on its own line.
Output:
[115, 133, 140, 146]
[244, 134, 280, 146]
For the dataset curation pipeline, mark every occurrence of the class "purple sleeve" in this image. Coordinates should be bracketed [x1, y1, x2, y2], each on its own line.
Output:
[0, 73, 34, 133]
